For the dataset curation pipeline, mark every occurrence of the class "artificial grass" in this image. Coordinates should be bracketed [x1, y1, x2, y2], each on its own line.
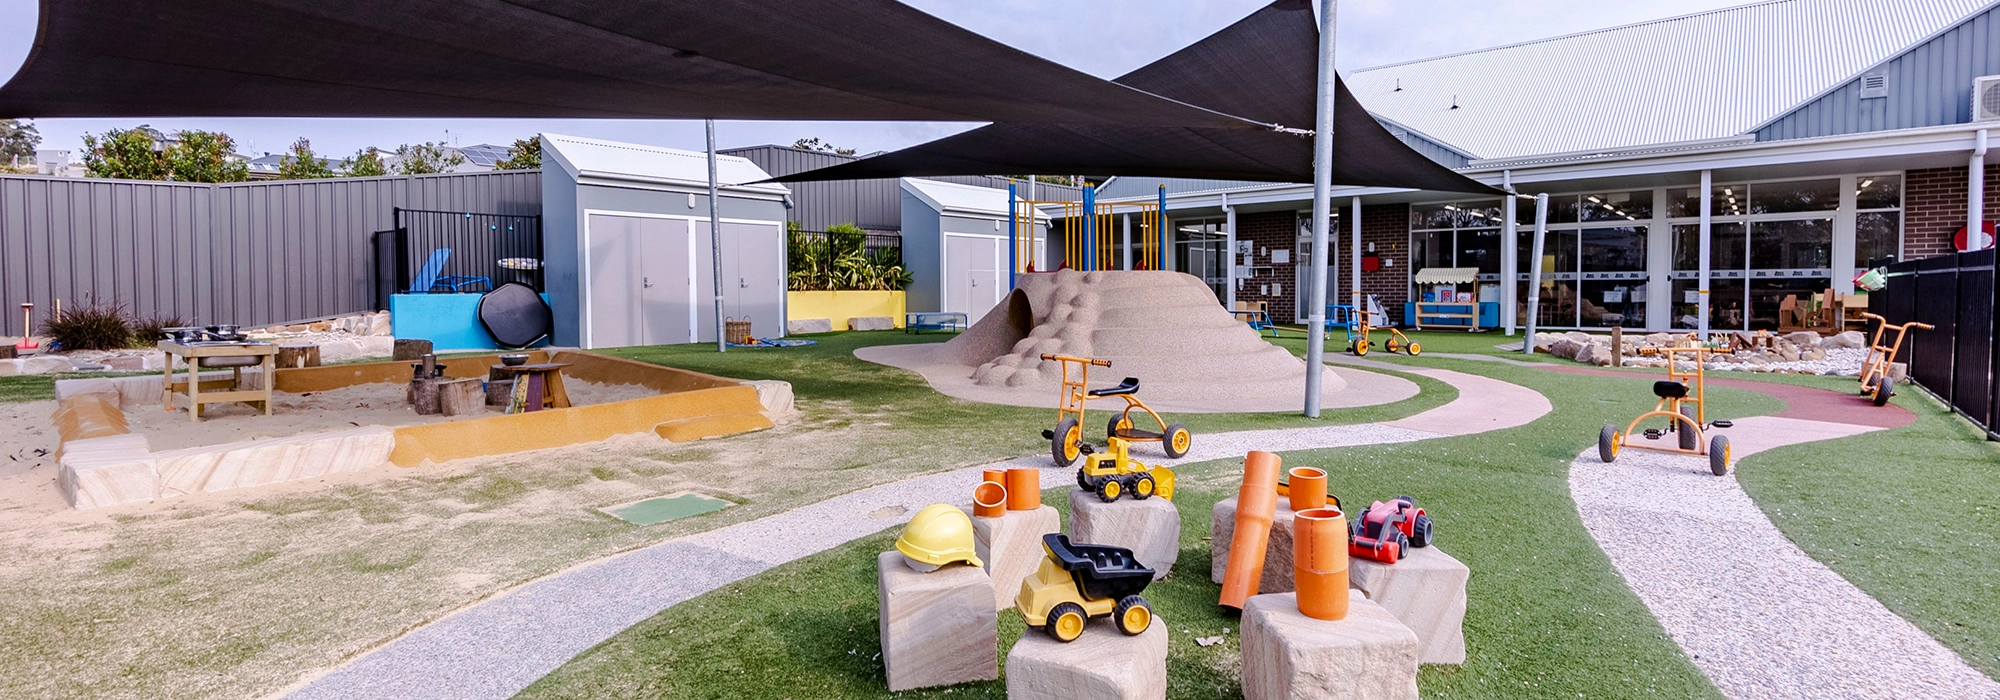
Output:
[519, 358, 1788, 699]
[0, 375, 54, 403]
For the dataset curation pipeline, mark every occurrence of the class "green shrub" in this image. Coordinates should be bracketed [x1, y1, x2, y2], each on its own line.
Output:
[40, 298, 134, 351]
[130, 315, 189, 347]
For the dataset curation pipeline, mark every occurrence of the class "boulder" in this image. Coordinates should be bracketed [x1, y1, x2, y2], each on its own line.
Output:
[876, 551, 998, 691]
[787, 318, 833, 335]
[1778, 346, 1801, 362]
[960, 504, 1061, 610]
[1782, 331, 1820, 348]
[1825, 330, 1867, 349]
[1547, 339, 1581, 360]
[1005, 618, 1168, 700]
[1888, 362, 1908, 382]
[1805, 348, 1827, 362]
[1347, 546, 1469, 665]
[1643, 332, 1673, 346]
[1241, 591, 1419, 700]
[1068, 488, 1180, 580]
[1210, 496, 1299, 593]
[366, 312, 394, 337]
[1563, 331, 1593, 344]
[849, 316, 896, 331]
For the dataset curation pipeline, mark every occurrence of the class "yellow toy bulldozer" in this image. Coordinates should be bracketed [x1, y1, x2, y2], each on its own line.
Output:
[1073, 434, 1176, 503]
[1015, 533, 1156, 642]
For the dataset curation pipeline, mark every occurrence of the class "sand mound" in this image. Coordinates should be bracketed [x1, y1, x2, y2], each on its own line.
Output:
[940, 269, 1342, 403]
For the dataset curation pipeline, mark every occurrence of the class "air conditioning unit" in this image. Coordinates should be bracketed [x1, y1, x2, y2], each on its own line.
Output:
[1975, 75, 2000, 121]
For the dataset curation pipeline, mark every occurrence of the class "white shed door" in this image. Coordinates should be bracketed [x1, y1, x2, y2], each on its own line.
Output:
[587, 214, 692, 348]
[723, 221, 784, 339]
[945, 235, 1003, 324]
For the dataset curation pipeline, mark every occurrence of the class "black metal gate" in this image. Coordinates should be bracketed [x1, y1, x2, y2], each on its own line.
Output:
[1878, 250, 1999, 439]
[372, 208, 543, 309]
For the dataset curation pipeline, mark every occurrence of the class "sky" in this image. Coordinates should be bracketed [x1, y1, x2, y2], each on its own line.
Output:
[0, 0, 1746, 159]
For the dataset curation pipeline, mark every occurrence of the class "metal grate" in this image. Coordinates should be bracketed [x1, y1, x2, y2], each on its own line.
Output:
[373, 208, 543, 309]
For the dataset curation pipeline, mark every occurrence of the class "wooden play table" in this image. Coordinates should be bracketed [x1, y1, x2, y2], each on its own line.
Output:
[160, 340, 278, 422]
[492, 362, 572, 412]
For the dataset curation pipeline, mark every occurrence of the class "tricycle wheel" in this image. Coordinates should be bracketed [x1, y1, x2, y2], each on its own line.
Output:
[1096, 477, 1123, 503]
[1114, 595, 1152, 635]
[1598, 424, 1620, 463]
[1406, 342, 1422, 356]
[1163, 423, 1192, 458]
[1678, 404, 1698, 451]
[1131, 474, 1155, 500]
[1106, 412, 1132, 439]
[1047, 602, 1087, 642]
[1872, 380, 1893, 407]
[1051, 417, 1081, 468]
[1709, 434, 1731, 476]
[1352, 339, 1370, 356]
[1385, 337, 1401, 353]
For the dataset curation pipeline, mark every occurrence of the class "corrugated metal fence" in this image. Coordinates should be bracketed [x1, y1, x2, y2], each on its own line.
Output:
[1876, 248, 1998, 439]
[721, 145, 1082, 232]
[0, 170, 541, 334]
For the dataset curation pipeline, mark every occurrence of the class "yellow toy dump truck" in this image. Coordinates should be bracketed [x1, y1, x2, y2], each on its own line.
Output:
[1015, 533, 1156, 642]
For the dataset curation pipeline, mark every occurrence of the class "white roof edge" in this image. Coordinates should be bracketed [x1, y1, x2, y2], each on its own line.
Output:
[1468, 135, 1759, 169]
[901, 178, 1048, 220]
[1370, 114, 1482, 160]
[539, 132, 789, 196]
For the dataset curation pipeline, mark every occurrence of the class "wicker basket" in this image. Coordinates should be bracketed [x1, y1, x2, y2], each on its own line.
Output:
[725, 318, 753, 345]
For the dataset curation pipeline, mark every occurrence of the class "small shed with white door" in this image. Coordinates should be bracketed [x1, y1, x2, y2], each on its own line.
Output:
[900, 178, 1047, 324]
[541, 133, 791, 348]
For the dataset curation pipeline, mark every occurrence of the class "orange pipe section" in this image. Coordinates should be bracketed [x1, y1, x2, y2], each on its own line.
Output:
[1294, 507, 1351, 620]
[1005, 468, 1041, 510]
[973, 481, 1008, 517]
[1220, 451, 1282, 610]
[983, 469, 1007, 488]
[1288, 467, 1328, 512]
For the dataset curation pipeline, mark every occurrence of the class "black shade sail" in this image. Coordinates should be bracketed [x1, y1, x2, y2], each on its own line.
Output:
[0, 0, 1256, 128]
[773, 1, 1498, 194]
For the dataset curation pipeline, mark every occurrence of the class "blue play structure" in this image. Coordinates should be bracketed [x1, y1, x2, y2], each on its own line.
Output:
[410, 249, 493, 293]
[390, 291, 549, 350]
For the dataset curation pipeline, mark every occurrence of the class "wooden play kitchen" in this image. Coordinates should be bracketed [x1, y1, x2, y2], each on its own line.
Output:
[159, 328, 277, 422]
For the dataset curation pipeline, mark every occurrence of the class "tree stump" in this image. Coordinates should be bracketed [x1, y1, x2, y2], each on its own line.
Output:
[410, 377, 444, 415]
[0, 346, 15, 360]
[276, 344, 322, 369]
[1609, 326, 1623, 368]
[437, 378, 486, 416]
[392, 338, 433, 361]
[486, 378, 515, 406]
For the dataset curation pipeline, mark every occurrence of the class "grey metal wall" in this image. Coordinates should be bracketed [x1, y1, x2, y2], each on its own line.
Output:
[1, 170, 540, 335]
[1759, 5, 2000, 141]
[721, 145, 1081, 232]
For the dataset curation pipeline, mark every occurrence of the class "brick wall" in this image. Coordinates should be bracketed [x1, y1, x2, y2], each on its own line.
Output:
[1338, 203, 1412, 311]
[1227, 203, 1414, 322]
[1232, 210, 1301, 320]
[1904, 164, 2000, 260]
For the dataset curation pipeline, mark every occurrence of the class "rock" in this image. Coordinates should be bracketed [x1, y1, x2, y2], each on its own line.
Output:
[876, 551, 998, 692]
[284, 324, 311, 332]
[367, 312, 394, 337]
[1068, 488, 1180, 580]
[0, 355, 73, 376]
[1241, 591, 1419, 700]
[1644, 332, 1673, 345]
[1825, 330, 1866, 349]
[1346, 546, 1469, 665]
[1778, 346, 1801, 362]
[1005, 617, 1168, 700]
[1563, 331, 1592, 344]
[848, 316, 896, 331]
[1547, 339, 1581, 359]
[1888, 362, 1907, 382]
[1805, 348, 1827, 362]
[1782, 331, 1820, 348]
[307, 321, 332, 333]
[1211, 495, 1300, 593]
[392, 338, 433, 361]
[57, 434, 157, 509]
[744, 379, 798, 422]
[786, 318, 833, 335]
[961, 504, 1061, 610]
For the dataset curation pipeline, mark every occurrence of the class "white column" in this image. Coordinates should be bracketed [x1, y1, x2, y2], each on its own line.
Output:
[1833, 175, 1858, 294]
[1971, 129, 1989, 250]
[1645, 187, 1672, 331]
[1224, 194, 1237, 308]
[1122, 213, 1133, 270]
[1698, 169, 1712, 341]
[1351, 196, 1363, 312]
[1501, 171, 1517, 335]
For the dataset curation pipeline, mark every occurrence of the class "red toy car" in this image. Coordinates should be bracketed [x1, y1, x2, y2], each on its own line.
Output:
[1348, 496, 1433, 564]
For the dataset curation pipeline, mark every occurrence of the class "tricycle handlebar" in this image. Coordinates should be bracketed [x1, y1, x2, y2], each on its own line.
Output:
[1039, 353, 1111, 367]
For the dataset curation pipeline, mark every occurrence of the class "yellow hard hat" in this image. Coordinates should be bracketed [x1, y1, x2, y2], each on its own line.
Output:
[896, 503, 984, 572]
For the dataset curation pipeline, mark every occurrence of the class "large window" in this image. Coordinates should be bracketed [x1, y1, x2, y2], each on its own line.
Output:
[1855, 175, 1903, 267]
[1506, 191, 1651, 328]
[1665, 176, 1877, 331]
[1410, 201, 1503, 303]
[1174, 218, 1227, 302]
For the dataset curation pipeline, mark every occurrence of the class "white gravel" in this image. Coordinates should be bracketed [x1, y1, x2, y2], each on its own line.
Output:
[1570, 416, 2000, 700]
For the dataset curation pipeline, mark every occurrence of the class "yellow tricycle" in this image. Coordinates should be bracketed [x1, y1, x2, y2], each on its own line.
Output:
[1598, 340, 1735, 476]
[1856, 312, 1932, 407]
[1039, 354, 1191, 468]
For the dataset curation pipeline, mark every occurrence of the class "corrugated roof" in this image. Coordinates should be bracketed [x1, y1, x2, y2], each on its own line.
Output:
[1347, 0, 1996, 160]
[901, 178, 1047, 220]
[540, 133, 787, 195]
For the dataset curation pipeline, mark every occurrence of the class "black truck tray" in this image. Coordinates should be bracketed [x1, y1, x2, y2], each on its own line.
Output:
[1043, 533, 1155, 601]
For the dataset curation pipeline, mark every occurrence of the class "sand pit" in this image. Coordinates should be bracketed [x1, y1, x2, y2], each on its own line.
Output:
[124, 379, 660, 452]
[859, 269, 1414, 413]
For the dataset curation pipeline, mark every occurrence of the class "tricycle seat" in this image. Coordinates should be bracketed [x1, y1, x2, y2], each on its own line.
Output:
[1088, 377, 1140, 397]
[1653, 381, 1688, 399]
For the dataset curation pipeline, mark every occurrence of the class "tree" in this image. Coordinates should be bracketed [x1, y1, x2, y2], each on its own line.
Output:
[394, 141, 466, 175]
[82, 127, 170, 180]
[162, 130, 249, 183]
[277, 138, 335, 179]
[346, 148, 388, 177]
[792, 137, 856, 156]
[0, 119, 39, 163]
[493, 137, 541, 170]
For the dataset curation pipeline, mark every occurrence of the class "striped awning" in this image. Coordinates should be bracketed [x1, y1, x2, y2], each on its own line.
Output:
[1413, 267, 1480, 284]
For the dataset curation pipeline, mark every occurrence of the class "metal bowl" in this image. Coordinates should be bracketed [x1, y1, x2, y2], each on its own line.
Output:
[499, 353, 530, 366]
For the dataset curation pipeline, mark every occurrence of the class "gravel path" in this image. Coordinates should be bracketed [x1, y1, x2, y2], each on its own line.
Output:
[1571, 416, 2000, 699]
[278, 368, 1549, 700]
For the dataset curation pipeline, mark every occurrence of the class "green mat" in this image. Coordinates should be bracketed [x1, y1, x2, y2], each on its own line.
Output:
[601, 493, 733, 526]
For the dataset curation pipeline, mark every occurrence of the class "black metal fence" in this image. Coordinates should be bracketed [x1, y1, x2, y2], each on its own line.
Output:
[1876, 248, 1997, 438]
[785, 228, 904, 291]
[373, 208, 543, 308]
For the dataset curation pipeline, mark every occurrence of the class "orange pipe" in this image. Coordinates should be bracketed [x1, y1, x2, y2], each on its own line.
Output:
[1220, 451, 1282, 610]
[1288, 467, 1328, 512]
[983, 469, 1007, 488]
[1294, 507, 1351, 620]
[1005, 468, 1041, 510]
[973, 481, 1008, 518]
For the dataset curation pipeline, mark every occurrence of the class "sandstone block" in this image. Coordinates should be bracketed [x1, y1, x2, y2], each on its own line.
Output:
[1242, 591, 1419, 700]
[1347, 546, 1469, 665]
[154, 427, 395, 498]
[1563, 331, 1592, 344]
[0, 356, 72, 375]
[53, 377, 120, 402]
[1005, 618, 1168, 700]
[58, 434, 156, 509]
[1211, 495, 1299, 593]
[876, 551, 998, 692]
[958, 504, 1060, 610]
[1825, 330, 1866, 349]
[1068, 488, 1179, 580]
[744, 379, 797, 420]
[52, 394, 128, 445]
[849, 316, 896, 331]
[787, 318, 833, 334]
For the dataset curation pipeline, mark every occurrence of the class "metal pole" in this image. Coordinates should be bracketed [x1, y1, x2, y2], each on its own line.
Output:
[1009, 183, 1019, 289]
[1157, 184, 1168, 272]
[1224, 194, 1237, 308]
[1698, 169, 1712, 341]
[1083, 185, 1097, 270]
[707, 120, 725, 352]
[1122, 213, 1133, 270]
[1971, 130, 1989, 249]
[1303, 0, 1337, 418]
[1523, 193, 1548, 353]
[1501, 171, 1518, 335]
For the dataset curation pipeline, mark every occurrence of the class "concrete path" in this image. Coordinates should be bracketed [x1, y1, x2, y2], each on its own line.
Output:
[279, 366, 1550, 700]
[1571, 406, 2000, 698]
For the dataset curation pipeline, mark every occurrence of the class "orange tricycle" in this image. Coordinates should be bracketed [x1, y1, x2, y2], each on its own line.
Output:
[1038, 354, 1191, 467]
[1598, 340, 1735, 476]
[1856, 312, 1932, 407]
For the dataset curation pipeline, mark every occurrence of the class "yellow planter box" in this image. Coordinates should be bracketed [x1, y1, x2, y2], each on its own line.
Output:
[788, 290, 906, 330]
